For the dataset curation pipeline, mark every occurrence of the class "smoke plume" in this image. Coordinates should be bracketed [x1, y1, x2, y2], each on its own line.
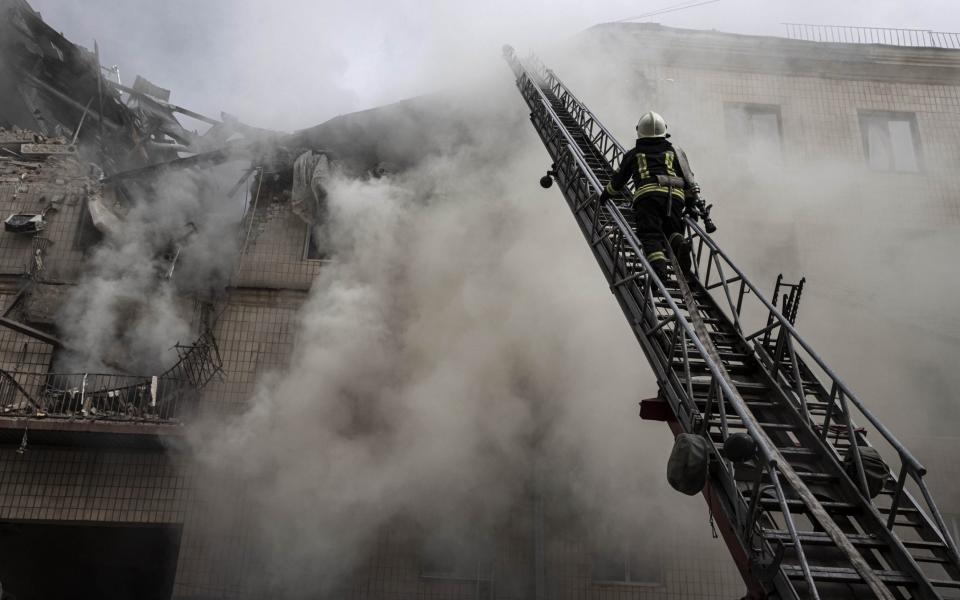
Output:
[189, 29, 960, 594]
[189, 78, 713, 594]
[56, 166, 245, 373]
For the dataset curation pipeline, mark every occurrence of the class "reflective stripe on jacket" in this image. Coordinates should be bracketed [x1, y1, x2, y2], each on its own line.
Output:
[604, 138, 692, 202]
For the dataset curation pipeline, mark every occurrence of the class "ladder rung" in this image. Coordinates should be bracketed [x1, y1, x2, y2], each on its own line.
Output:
[780, 564, 916, 586]
[678, 350, 750, 362]
[877, 506, 920, 517]
[781, 564, 960, 589]
[694, 399, 777, 411]
[913, 555, 953, 565]
[765, 530, 950, 554]
[738, 470, 835, 484]
[673, 362, 753, 375]
[890, 520, 925, 528]
[759, 498, 860, 515]
[764, 529, 886, 549]
[692, 379, 767, 392]
[709, 420, 796, 432]
[776, 447, 818, 457]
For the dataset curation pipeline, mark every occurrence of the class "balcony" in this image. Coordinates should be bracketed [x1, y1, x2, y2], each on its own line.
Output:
[0, 331, 222, 448]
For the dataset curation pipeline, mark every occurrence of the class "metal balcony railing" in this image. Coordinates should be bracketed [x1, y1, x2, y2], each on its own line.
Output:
[0, 329, 222, 425]
[0, 370, 193, 422]
[783, 23, 960, 49]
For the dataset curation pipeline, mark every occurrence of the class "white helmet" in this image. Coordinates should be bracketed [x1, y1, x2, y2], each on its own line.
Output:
[636, 111, 668, 138]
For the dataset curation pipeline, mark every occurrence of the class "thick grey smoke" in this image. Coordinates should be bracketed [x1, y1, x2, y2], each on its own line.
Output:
[181, 24, 960, 595]
[190, 78, 716, 593]
[56, 166, 245, 373]
[16, 0, 958, 593]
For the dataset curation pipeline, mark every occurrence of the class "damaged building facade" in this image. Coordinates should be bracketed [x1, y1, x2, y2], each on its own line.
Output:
[0, 1, 959, 598]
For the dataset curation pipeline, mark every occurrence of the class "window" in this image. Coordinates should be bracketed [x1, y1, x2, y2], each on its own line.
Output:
[723, 103, 783, 161]
[303, 224, 328, 261]
[592, 537, 662, 586]
[419, 539, 492, 583]
[74, 199, 103, 251]
[859, 111, 921, 172]
[420, 554, 492, 582]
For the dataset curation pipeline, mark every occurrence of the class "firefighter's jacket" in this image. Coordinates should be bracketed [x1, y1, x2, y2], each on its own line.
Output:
[604, 138, 696, 203]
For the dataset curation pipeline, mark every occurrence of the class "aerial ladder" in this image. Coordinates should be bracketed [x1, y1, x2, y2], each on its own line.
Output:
[503, 46, 960, 599]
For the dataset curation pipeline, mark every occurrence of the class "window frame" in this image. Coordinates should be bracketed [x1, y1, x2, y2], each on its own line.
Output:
[591, 538, 664, 587]
[418, 546, 493, 583]
[858, 110, 923, 173]
[722, 101, 785, 160]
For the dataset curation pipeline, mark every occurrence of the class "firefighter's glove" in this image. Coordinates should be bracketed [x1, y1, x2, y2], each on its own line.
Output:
[598, 189, 611, 204]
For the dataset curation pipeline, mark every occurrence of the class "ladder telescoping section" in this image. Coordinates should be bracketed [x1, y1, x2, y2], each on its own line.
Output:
[503, 46, 960, 600]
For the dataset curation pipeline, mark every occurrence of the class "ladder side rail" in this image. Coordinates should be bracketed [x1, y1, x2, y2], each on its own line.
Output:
[685, 266, 953, 583]
[518, 76, 785, 461]
[520, 92, 800, 600]
[518, 67, 743, 456]
[740, 336, 952, 594]
[786, 348, 960, 575]
[685, 219, 960, 566]
[516, 49, 930, 523]
[506, 50, 956, 596]
[506, 50, 830, 597]
[673, 250, 946, 597]
[537, 100, 792, 595]
[529, 59, 628, 172]
[700, 231, 960, 574]
[532, 62, 959, 527]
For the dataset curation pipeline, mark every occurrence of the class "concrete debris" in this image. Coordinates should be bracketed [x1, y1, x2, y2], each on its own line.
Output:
[1, 0, 283, 180]
[20, 143, 77, 156]
[130, 75, 171, 103]
[86, 182, 124, 236]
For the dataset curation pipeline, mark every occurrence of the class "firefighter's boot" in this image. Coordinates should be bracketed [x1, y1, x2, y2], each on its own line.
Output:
[647, 250, 670, 281]
[670, 234, 693, 275]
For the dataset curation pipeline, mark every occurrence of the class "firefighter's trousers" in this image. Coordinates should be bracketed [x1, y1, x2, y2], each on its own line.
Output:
[633, 193, 687, 274]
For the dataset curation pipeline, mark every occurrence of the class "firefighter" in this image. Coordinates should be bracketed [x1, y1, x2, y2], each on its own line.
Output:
[598, 111, 699, 279]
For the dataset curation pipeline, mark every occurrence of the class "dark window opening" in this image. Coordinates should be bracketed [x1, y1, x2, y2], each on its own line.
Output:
[0, 521, 182, 600]
[419, 539, 492, 583]
[74, 199, 103, 251]
[724, 103, 784, 163]
[859, 111, 922, 172]
[592, 537, 662, 586]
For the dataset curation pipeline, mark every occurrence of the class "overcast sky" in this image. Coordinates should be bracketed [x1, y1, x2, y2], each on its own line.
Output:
[27, 0, 960, 130]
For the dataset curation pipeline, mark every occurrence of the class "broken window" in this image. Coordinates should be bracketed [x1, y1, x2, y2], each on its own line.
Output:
[592, 536, 662, 586]
[724, 103, 783, 162]
[859, 111, 921, 172]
